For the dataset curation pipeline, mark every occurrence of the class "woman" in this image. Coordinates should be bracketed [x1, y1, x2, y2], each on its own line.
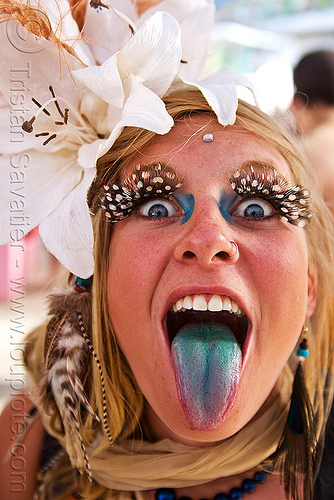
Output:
[0, 1, 334, 499]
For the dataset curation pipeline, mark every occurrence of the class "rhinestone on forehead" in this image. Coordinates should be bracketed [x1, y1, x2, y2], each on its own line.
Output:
[229, 164, 313, 228]
[203, 133, 214, 142]
[100, 163, 183, 221]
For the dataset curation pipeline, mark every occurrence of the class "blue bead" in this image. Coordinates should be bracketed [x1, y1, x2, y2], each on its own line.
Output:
[228, 488, 244, 499]
[155, 488, 176, 500]
[214, 494, 229, 500]
[296, 348, 309, 357]
[241, 479, 256, 493]
[74, 275, 93, 290]
[253, 471, 267, 484]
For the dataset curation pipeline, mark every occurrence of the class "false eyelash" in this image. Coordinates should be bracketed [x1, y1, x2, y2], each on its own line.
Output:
[100, 163, 183, 221]
[229, 163, 313, 227]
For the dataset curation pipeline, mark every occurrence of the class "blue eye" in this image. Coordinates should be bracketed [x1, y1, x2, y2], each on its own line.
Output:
[137, 199, 178, 219]
[233, 199, 275, 219]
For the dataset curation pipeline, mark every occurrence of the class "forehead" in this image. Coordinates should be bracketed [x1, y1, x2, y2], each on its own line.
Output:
[127, 115, 292, 182]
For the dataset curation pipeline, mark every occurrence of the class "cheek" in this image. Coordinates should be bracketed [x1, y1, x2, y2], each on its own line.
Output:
[248, 230, 308, 302]
[108, 229, 167, 291]
[106, 227, 171, 343]
[246, 230, 309, 356]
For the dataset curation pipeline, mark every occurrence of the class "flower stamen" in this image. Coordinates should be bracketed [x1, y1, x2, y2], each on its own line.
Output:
[22, 116, 36, 133]
[21, 85, 96, 147]
[43, 134, 57, 146]
[90, 0, 109, 9]
[49, 85, 64, 119]
[31, 97, 51, 116]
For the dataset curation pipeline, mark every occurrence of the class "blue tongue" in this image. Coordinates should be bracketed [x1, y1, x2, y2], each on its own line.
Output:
[171, 322, 241, 430]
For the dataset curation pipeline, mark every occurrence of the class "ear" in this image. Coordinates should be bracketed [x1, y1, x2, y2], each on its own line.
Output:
[306, 267, 317, 318]
[289, 94, 303, 113]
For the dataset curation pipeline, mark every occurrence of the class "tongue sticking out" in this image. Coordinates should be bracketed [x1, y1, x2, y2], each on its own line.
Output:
[171, 322, 242, 430]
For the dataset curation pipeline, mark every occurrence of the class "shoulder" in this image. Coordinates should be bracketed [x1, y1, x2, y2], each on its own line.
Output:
[0, 392, 46, 500]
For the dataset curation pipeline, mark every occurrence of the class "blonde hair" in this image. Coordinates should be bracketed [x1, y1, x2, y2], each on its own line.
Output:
[26, 89, 334, 498]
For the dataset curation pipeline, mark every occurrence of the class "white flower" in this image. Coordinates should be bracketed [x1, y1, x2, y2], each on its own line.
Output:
[0, 5, 183, 278]
[82, 0, 215, 80]
[0, 0, 252, 278]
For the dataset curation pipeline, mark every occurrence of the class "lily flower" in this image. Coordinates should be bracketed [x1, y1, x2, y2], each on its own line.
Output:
[0, 0, 252, 278]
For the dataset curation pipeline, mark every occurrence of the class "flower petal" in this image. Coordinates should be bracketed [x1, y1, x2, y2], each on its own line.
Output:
[39, 168, 95, 278]
[79, 90, 114, 137]
[173, 70, 254, 126]
[73, 53, 124, 107]
[197, 71, 255, 125]
[77, 138, 106, 170]
[28, 0, 94, 65]
[175, 5, 215, 81]
[82, 0, 138, 64]
[119, 11, 182, 97]
[0, 149, 81, 245]
[0, 19, 86, 154]
[96, 77, 174, 159]
[141, 0, 215, 81]
[195, 79, 238, 126]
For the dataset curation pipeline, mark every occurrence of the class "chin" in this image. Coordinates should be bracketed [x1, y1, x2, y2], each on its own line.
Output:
[146, 396, 248, 445]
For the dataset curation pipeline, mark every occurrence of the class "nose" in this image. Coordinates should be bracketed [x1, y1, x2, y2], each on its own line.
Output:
[174, 205, 239, 267]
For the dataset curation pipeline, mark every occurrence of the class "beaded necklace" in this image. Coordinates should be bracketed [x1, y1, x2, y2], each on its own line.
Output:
[155, 470, 268, 500]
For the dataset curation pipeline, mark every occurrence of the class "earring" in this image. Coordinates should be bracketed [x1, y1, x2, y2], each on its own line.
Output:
[273, 324, 316, 500]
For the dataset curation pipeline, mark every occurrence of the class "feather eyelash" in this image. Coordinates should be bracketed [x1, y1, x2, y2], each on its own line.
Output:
[229, 163, 313, 227]
[100, 163, 182, 221]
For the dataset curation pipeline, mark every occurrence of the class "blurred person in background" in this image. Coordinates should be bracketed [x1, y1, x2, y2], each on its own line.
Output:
[290, 50, 334, 216]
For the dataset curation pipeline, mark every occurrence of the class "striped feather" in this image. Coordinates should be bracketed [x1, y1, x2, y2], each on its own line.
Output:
[43, 289, 98, 479]
[47, 321, 96, 477]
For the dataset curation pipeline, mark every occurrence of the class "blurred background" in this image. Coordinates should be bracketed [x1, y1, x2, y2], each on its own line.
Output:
[211, 0, 334, 111]
[1, 0, 334, 409]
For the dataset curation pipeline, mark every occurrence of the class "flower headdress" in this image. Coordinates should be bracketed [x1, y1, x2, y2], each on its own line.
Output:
[0, 0, 252, 278]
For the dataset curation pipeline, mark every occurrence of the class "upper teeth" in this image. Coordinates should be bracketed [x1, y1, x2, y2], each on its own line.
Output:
[171, 294, 244, 315]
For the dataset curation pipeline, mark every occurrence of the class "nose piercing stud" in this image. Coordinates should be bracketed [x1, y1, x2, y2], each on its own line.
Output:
[227, 240, 238, 259]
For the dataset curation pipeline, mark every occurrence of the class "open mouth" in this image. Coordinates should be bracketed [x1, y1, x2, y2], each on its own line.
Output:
[166, 294, 249, 352]
[166, 294, 249, 429]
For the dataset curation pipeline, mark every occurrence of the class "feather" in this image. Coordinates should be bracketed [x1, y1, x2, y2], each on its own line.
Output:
[47, 319, 93, 477]
[77, 312, 114, 446]
[43, 289, 98, 479]
[273, 362, 316, 500]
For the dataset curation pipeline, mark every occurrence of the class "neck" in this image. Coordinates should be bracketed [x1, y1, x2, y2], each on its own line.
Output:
[296, 104, 334, 133]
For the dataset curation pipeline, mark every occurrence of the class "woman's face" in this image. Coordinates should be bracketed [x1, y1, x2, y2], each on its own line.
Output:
[107, 115, 316, 443]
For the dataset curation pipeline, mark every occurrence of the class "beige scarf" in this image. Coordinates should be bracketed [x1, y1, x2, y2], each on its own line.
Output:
[88, 367, 292, 491]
